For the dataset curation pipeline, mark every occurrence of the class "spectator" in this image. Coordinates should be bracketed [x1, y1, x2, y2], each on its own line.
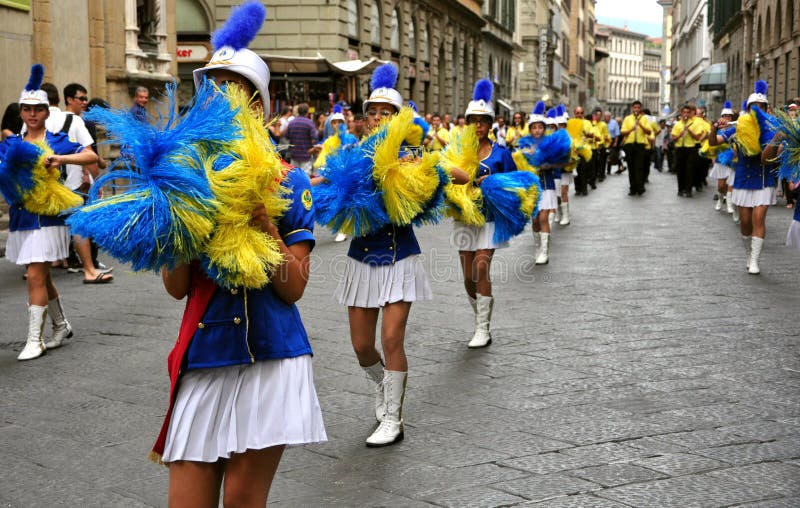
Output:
[492, 115, 508, 148]
[131, 86, 149, 123]
[350, 112, 366, 139]
[286, 103, 318, 176]
[1, 102, 22, 139]
[428, 113, 450, 151]
[62, 83, 113, 283]
[505, 111, 529, 149]
[443, 113, 454, 130]
[270, 106, 292, 160]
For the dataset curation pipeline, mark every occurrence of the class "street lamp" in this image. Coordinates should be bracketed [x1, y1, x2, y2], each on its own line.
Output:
[754, 52, 761, 70]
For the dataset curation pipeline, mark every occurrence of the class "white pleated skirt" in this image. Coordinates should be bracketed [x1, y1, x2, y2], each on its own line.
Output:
[538, 189, 558, 211]
[726, 171, 736, 186]
[731, 187, 777, 207]
[452, 221, 509, 251]
[559, 172, 575, 186]
[5, 226, 69, 265]
[334, 254, 432, 308]
[787, 220, 800, 250]
[709, 163, 732, 180]
[162, 355, 327, 463]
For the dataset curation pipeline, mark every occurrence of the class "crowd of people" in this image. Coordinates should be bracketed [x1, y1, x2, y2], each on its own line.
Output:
[3, 2, 799, 505]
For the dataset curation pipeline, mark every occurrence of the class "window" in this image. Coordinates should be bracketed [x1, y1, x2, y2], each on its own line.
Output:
[371, 1, 381, 46]
[345, 0, 359, 39]
[408, 16, 416, 55]
[420, 23, 430, 62]
[137, 0, 159, 52]
[390, 9, 400, 51]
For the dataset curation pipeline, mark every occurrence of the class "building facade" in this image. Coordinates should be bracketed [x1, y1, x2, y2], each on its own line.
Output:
[643, 42, 661, 113]
[481, 0, 521, 118]
[0, 0, 178, 116]
[669, 0, 711, 108]
[602, 24, 647, 117]
[567, 0, 596, 109]
[594, 27, 610, 109]
[658, 0, 674, 115]
[518, 0, 568, 110]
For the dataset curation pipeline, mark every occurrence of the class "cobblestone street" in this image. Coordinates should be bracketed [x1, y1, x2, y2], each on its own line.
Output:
[1, 169, 799, 507]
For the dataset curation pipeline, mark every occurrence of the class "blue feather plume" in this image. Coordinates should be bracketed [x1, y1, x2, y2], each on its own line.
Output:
[0, 140, 42, 205]
[333, 104, 342, 115]
[557, 104, 566, 117]
[211, 0, 266, 51]
[337, 123, 358, 146]
[313, 126, 389, 236]
[546, 109, 557, 120]
[473, 79, 493, 102]
[25, 64, 44, 92]
[532, 101, 546, 116]
[70, 79, 240, 271]
[532, 129, 572, 167]
[371, 63, 398, 91]
[716, 147, 734, 167]
[754, 80, 768, 95]
[770, 112, 800, 182]
[408, 101, 418, 112]
[723, 101, 732, 109]
[481, 171, 541, 244]
[741, 99, 748, 111]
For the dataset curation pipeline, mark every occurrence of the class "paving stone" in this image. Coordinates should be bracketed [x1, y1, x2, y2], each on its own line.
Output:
[632, 452, 730, 476]
[421, 485, 528, 507]
[569, 462, 668, 487]
[705, 462, 800, 497]
[520, 493, 632, 507]
[493, 473, 601, 502]
[696, 439, 800, 465]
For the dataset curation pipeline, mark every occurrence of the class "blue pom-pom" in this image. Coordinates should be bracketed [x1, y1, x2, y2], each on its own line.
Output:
[333, 104, 342, 114]
[371, 63, 398, 91]
[0, 139, 42, 205]
[723, 101, 732, 109]
[742, 99, 748, 111]
[473, 79, 493, 102]
[25, 64, 44, 92]
[211, 0, 266, 51]
[408, 101, 418, 112]
[532, 129, 572, 167]
[482, 171, 541, 243]
[532, 101, 546, 116]
[754, 80, 768, 95]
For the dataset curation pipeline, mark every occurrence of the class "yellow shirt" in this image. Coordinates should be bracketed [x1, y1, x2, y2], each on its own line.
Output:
[505, 125, 529, 147]
[590, 120, 609, 149]
[621, 114, 650, 145]
[428, 126, 450, 151]
[671, 119, 703, 148]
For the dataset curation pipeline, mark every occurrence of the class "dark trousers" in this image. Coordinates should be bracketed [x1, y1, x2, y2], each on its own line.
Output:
[675, 146, 696, 194]
[655, 147, 664, 171]
[575, 158, 592, 194]
[586, 150, 599, 189]
[692, 157, 710, 190]
[624, 143, 647, 194]
[594, 148, 607, 182]
[644, 148, 653, 182]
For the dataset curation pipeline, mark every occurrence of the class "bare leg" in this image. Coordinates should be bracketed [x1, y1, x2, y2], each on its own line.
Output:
[26, 263, 51, 306]
[168, 461, 223, 508]
[751, 205, 768, 238]
[222, 446, 285, 508]
[380, 301, 411, 372]
[538, 210, 551, 234]
[473, 249, 495, 297]
[739, 207, 753, 237]
[348, 307, 381, 367]
[75, 236, 113, 282]
[459, 250, 477, 299]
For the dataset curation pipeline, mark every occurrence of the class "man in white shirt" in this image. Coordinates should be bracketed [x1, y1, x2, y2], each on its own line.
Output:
[50, 83, 113, 283]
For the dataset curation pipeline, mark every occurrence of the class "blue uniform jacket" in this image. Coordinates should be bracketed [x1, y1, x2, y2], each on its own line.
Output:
[348, 223, 421, 266]
[719, 126, 777, 190]
[184, 168, 316, 370]
[0, 132, 84, 231]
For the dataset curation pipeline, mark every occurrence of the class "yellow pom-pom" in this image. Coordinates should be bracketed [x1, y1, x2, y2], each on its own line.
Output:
[736, 111, 761, 157]
[440, 124, 485, 224]
[23, 143, 83, 215]
[203, 85, 291, 289]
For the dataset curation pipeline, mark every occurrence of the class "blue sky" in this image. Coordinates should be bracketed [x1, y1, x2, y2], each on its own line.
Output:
[595, 0, 664, 38]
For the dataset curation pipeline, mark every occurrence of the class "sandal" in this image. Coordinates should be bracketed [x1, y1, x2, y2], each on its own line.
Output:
[83, 272, 114, 284]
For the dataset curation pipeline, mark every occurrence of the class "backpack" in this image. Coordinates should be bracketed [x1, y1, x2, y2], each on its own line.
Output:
[59, 114, 74, 182]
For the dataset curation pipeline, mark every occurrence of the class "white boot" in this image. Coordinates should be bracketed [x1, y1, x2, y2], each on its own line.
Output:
[44, 297, 72, 350]
[742, 235, 752, 269]
[553, 204, 561, 223]
[468, 294, 493, 348]
[733, 205, 740, 223]
[559, 203, 570, 226]
[366, 370, 406, 447]
[362, 360, 385, 422]
[532, 231, 541, 259]
[748, 236, 763, 274]
[548, 210, 555, 227]
[535, 232, 550, 265]
[715, 192, 723, 210]
[18, 305, 47, 361]
[726, 191, 734, 213]
[468, 295, 478, 339]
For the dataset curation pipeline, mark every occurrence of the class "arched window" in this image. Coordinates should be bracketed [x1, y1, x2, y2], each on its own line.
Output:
[345, 0, 359, 39]
[390, 9, 400, 51]
[775, 0, 782, 44]
[408, 16, 417, 55]
[787, 0, 795, 39]
[764, 8, 770, 48]
[370, 1, 381, 46]
[420, 22, 430, 62]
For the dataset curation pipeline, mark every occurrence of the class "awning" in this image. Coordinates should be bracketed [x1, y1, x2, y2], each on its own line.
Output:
[698, 63, 727, 91]
[261, 54, 386, 76]
[497, 99, 514, 112]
